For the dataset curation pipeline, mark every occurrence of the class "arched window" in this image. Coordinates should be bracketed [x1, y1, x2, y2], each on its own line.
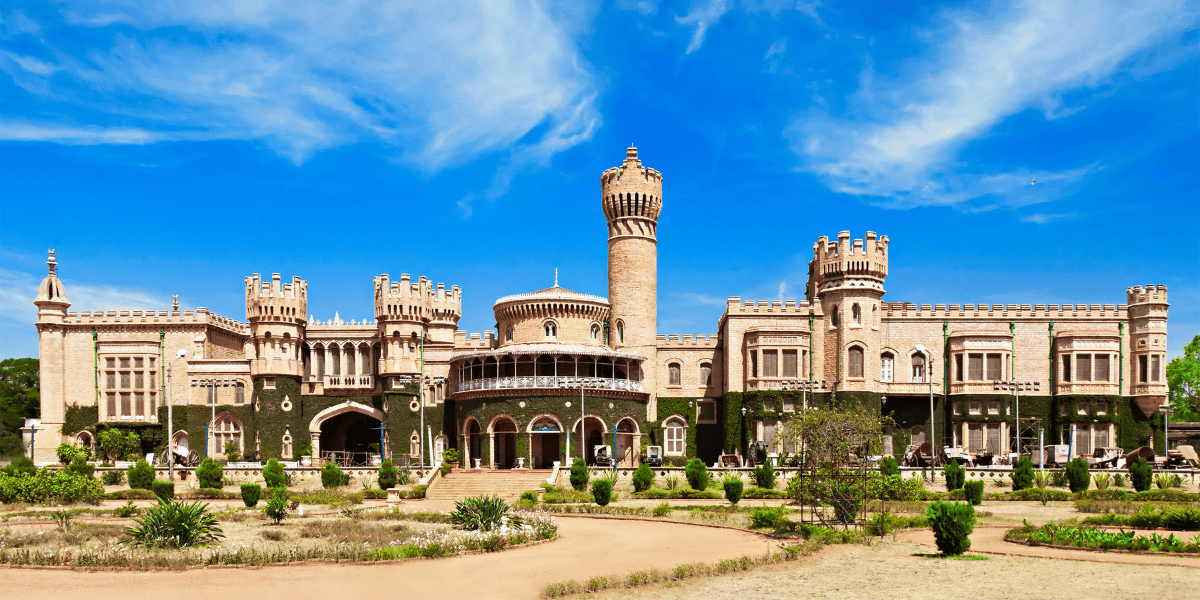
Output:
[664, 417, 686, 456]
[213, 415, 242, 456]
[700, 363, 712, 386]
[880, 352, 894, 383]
[281, 432, 293, 459]
[506, 325, 514, 341]
[410, 432, 421, 458]
[852, 303, 861, 325]
[544, 322, 557, 338]
[848, 346, 864, 378]
[830, 306, 839, 326]
[668, 363, 681, 386]
[616, 321, 624, 344]
[590, 324, 600, 340]
[911, 352, 927, 383]
[434, 434, 448, 462]
[235, 382, 245, 404]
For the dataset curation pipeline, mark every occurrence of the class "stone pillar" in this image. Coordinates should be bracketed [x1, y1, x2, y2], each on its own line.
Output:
[311, 432, 321, 461]
[489, 433, 496, 470]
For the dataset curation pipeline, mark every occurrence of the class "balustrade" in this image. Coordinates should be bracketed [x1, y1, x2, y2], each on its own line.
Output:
[324, 374, 375, 389]
[457, 376, 642, 393]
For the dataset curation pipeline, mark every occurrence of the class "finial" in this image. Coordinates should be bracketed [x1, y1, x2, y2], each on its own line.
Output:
[555, 268, 558, 288]
[626, 145, 637, 160]
[172, 295, 179, 311]
[47, 249, 57, 276]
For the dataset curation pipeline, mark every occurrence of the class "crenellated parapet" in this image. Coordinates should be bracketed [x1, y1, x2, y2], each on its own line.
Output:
[807, 231, 888, 298]
[245, 273, 307, 325]
[1127, 284, 1168, 306]
[374, 273, 462, 327]
[601, 146, 663, 240]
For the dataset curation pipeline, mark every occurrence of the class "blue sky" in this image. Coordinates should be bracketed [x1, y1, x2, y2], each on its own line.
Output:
[1, 0, 1197, 361]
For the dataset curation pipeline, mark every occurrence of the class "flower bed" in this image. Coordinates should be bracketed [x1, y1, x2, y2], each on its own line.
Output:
[1007, 521, 1200, 554]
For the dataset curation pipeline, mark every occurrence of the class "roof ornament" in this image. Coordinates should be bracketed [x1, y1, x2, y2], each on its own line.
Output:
[47, 249, 57, 276]
[172, 295, 179, 311]
[554, 268, 558, 288]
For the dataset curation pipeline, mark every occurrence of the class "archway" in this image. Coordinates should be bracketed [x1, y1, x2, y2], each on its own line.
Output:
[528, 415, 562, 470]
[310, 402, 385, 466]
[615, 417, 639, 467]
[463, 418, 482, 468]
[490, 416, 518, 470]
[571, 415, 607, 466]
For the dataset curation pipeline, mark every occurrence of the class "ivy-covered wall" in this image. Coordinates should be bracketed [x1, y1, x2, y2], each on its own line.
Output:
[650, 397, 697, 461]
[943, 394, 1164, 453]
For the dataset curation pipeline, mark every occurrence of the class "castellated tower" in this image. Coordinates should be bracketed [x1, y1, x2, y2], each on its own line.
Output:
[374, 274, 462, 374]
[1126, 284, 1169, 416]
[807, 232, 889, 391]
[602, 146, 662, 416]
[245, 273, 308, 378]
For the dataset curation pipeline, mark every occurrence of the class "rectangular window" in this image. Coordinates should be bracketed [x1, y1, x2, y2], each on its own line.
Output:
[1077, 354, 1091, 382]
[149, 357, 156, 367]
[696, 400, 718, 424]
[849, 348, 864, 378]
[782, 350, 798, 377]
[149, 392, 156, 414]
[700, 364, 712, 386]
[264, 377, 276, 389]
[986, 424, 1001, 455]
[881, 355, 894, 382]
[955, 354, 964, 381]
[1094, 426, 1109, 449]
[1062, 355, 1072, 382]
[106, 372, 116, 389]
[762, 421, 777, 449]
[106, 357, 115, 368]
[134, 357, 143, 368]
[120, 393, 131, 417]
[235, 384, 245, 404]
[968, 424, 983, 453]
[668, 364, 681, 386]
[968, 354, 983, 380]
[119, 357, 130, 368]
[1094, 355, 1110, 382]
[749, 351, 758, 378]
[106, 393, 116, 418]
[1139, 355, 1148, 383]
[1151, 355, 1161, 382]
[1096, 402, 1108, 415]
[762, 350, 778, 377]
[988, 401, 1000, 415]
[969, 401, 981, 415]
[148, 371, 156, 389]
[135, 392, 144, 416]
[986, 354, 1003, 380]
[1075, 426, 1091, 456]
[763, 399, 776, 412]
[953, 401, 962, 415]
[783, 397, 795, 411]
[134, 372, 144, 388]
[120, 372, 131, 388]
[665, 425, 684, 455]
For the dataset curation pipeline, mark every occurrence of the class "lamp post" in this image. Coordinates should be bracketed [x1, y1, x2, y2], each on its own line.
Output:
[1160, 407, 1175, 455]
[995, 379, 1037, 460]
[741, 406, 748, 462]
[915, 345, 935, 460]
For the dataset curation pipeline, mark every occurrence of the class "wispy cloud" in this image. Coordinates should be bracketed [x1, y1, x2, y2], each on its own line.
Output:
[0, 2, 601, 168]
[679, 292, 727, 305]
[1020, 212, 1078, 225]
[676, 0, 730, 54]
[791, 0, 1197, 209]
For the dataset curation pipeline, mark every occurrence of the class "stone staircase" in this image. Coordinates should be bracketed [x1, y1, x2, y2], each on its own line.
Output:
[425, 470, 553, 500]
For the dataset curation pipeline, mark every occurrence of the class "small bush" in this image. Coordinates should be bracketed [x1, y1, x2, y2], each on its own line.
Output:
[127, 459, 155, 490]
[263, 490, 289, 525]
[101, 470, 126, 485]
[125, 499, 224, 547]
[67, 456, 94, 479]
[518, 490, 538, 504]
[105, 488, 156, 500]
[1092, 472, 1113, 490]
[222, 440, 241, 463]
[653, 502, 671, 517]
[1064, 458, 1090, 493]
[878, 456, 900, 478]
[321, 461, 350, 488]
[943, 462, 965, 491]
[442, 448, 459, 464]
[1128, 457, 1152, 492]
[195, 457, 224, 489]
[569, 458, 589, 491]
[742, 486, 789, 499]
[56, 443, 89, 465]
[408, 484, 428, 499]
[754, 462, 777, 489]
[2, 456, 37, 477]
[925, 501, 976, 555]
[664, 474, 679, 490]
[152, 480, 175, 501]
[1001, 488, 1072, 502]
[592, 479, 614, 506]
[723, 479, 744, 505]
[1012, 457, 1034, 491]
[684, 458, 709, 491]
[451, 495, 510, 531]
[240, 483, 262, 507]
[1113, 473, 1125, 488]
[378, 459, 399, 489]
[0, 468, 104, 505]
[748, 505, 786, 530]
[1033, 469, 1051, 489]
[963, 480, 984, 505]
[632, 463, 654, 492]
[115, 499, 139, 518]
[262, 459, 287, 489]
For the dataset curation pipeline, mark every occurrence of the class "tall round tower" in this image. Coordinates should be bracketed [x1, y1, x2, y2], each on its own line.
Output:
[245, 273, 308, 379]
[602, 146, 662, 416]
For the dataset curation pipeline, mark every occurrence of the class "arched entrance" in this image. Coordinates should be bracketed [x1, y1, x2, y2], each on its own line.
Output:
[572, 415, 607, 466]
[464, 418, 482, 468]
[310, 402, 385, 466]
[490, 416, 518, 470]
[615, 417, 640, 467]
[528, 415, 562, 469]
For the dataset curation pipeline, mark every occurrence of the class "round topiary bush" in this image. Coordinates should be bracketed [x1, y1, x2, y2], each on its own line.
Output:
[754, 462, 776, 490]
[378, 459, 399, 489]
[196, 457, 224, 490]
[632, 463, 654, 492]
[262, 459, 287, 489]
[321, 461, 347, 488]
[943, 461, 965, 491]
[1065, 457, 1091, 493]
[878, 456, 900, 478]
[127, 459, 155, 490]
[963, 480, 984, 505]
[685, 458, 708, 491]
[1129, 457, 1152, 492]
[925, 500, 976, 555]
[723, 478, 744, 505]
[592, 479, 614, 506]
[1012, 457, 1034, 491]
[241, 483, 261, 507]
[569, 458, 589, 491]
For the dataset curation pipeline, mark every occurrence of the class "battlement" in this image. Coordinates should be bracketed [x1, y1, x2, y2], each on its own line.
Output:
[723, 298, 815, 315]
[374, 273, 462, 325]
[880, 302, 1129, 319]
[1127, 284, 1168, 305]
[454, 330, 496, 349]
[65, 308, 248, 334]
[656, 333, 719, 348]
[601, 146, 663, 225]
[811, 231, 889, 283]
[245, 273, 307, 322]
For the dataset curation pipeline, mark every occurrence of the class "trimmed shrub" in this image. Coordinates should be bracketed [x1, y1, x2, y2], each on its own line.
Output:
[0, 468, 104, 505]
[321, 461, 349, 488]
[408, 484, 427, 499]
[684, 458, 708, 491]
[925, 501, 976, 555]
[378, 459, 399, 490]
[56, 443, 89, 465]
[67, 456, 94, 479]
[723, 479, 744, 505]
[2, 456, 36, 477]
[942, 461, 965, 491]
[105, 488, 156, 500]
[632, 463, 654, 492]
[1113, 473, 1125, 488]
[195, 457, 224, 490]
[963, 480, 984, 506]
[592, 479, 614, 506]
[262, 459, 287, 489]
[127, 459, 155, 490]
[878, 456, 900, 478]
[1012, 457, 1034, 491]
[101, 470, 125, 485]
[152, 480, 175, 501]
[263, 491, 288, 525]
[569, 458, 589, 491]
[241, 483, 262, 507]
[1064, 458, 1090, 493]
[1129, 457, 1152, 492]
[754, 462, 777, 489]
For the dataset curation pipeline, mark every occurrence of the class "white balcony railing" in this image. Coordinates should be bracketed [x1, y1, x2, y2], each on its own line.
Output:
[324, 375, 375, 389]
[457, 376, 643, 393]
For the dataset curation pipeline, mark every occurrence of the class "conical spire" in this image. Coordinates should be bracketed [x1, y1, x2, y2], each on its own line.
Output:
[35, 249, 69, 304]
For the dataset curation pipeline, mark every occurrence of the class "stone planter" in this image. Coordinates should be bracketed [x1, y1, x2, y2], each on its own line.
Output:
[300, 455, 311, 467]
[370, 454, 382, 466]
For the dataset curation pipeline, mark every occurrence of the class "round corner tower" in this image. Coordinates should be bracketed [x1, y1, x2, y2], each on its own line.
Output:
[245, 273, 308, 379]
[808, 231, 889, 390]
[602, 146, 662, 411]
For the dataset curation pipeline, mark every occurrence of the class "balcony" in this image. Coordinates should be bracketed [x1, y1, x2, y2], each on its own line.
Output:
[888, 382, 940, 395]
[324, 375, 375, 390]
[1056, 382, 1119, 395]
[457, 376, 643, 393]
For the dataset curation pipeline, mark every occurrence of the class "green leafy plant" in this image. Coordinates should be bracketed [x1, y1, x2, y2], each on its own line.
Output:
[569, 458, 589, 491]
[878, 456, 899, 478]
[592, 479, 614, 506]
[195, 457, 224, 489]
[450, 495, 511, 531]
[684, 458, 708, 491]
[754, 461, 777, 489]
[1012, 457, 1034, 491]
[1092, 472, 1112, 490]
[2, 456, 36, 477]
[56, 443, 89, 465]
[1129, 457, 1153, 492]
[241, 483, 261, 507]
[262, 459, 287, 489]
[440, 462, 450, 476]
[101, 469, 125, 486]
[125, 498, 224, 547]
[652, 502, 671, 517]
[748, 505, 786, 530]
[943, 461, 965, 491]
[519, 490, 538, 504]
[321, 461, 349, 488]
[360, 475, 375, 490]
[127, 459, 155, 490]
[442, 448, 459, 464]
[97, 429, 140, 461]
[263, 489, 289, 525]
[152, 480, 175, 501]
[723, 477, 744, 505]
[664, 474, 679, 490]
[1050, 470, 1069, 488]
[0, 467, 105, 505]
[67, 456, 94, 479]
[115, 499, 138, 518]
[378, 459, 398, 489]
[926, 501, 976, 556]
[632, 463, 654, 492]
[1065, 458, 1091, 493]
[51, 507, 76, 529]
[223, 440, 241, 463]
[1033, 469, 1051, 489]
[1113, 473, 1125, 487]
[1153, 473, 1174, 490]
[963, 480, 984, 506]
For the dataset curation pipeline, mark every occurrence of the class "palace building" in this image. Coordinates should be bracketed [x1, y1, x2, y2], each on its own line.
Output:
[29, 147, 1172, 467]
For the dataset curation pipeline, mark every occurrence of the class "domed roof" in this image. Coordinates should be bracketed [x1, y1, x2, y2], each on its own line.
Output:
[493, 285, 608, 308]
[35, 250, 69, 305]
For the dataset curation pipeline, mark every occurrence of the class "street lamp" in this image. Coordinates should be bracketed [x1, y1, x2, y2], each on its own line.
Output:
[1160, 407, 1175, 455]
[915, 344, 935, 459]
[741, 406, 748, 462]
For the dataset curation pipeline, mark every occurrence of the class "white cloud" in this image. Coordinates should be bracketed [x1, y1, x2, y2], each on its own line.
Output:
[678, 292, 727, 305]
[676, 0, 730, 54]
[0, 2, 601, 168]
[792, 0, 1197, 209]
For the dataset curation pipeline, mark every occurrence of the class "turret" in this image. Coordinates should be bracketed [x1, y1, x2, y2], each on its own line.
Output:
[374, 273, 462, 375]
[245, 273, 307, 377]
[33, 250, 70, 462]
[806, 232, 889, 391]
[1126, 284, 1169, 416]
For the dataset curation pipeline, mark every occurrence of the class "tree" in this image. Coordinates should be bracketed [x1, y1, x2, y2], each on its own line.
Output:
[1167, 334, 1200, 422]
[0, 358, 39, 457]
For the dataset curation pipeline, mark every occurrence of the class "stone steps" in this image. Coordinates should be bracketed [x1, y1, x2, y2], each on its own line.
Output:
[425, 471, 551, 500]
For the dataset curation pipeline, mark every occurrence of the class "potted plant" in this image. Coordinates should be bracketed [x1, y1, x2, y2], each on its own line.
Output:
[368, 443, 382, 466]
[442, 448, 460, 472]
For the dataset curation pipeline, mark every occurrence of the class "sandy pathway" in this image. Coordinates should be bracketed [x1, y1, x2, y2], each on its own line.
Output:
[3, 516, 771, 600]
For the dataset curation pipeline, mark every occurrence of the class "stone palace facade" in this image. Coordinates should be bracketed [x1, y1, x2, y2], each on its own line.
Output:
[30, 147, 1172, 467]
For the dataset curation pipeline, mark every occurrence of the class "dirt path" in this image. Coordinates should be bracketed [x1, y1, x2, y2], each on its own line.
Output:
[895, 525, 1200, 568]
[3, 516, 771, 600]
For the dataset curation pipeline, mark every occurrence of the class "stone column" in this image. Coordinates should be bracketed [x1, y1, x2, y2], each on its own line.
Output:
[489, 433, 496, 470]
[311, 432, 321, 462]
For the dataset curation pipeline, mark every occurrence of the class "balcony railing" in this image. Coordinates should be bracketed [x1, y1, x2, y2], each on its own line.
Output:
[324, 375, 375, 389]
[457, 376, 643, 393]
